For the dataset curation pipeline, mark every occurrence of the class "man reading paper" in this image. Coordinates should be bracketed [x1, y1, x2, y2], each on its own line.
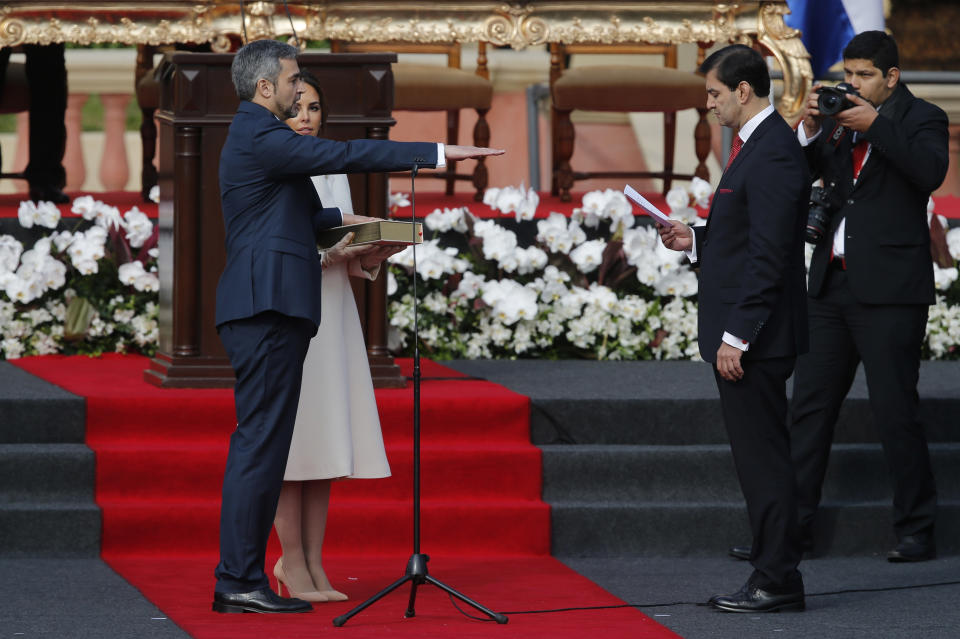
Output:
[657, 44, 810, 613]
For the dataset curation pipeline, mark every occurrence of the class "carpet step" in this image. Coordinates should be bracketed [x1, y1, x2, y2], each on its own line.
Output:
[0, 503, 101, 557]
[93, 442, 542, 501]
[549, 501, 960, 557]
[0, 444, 95, 503]
[82, 382, 530, 446]
[0, 363, 85, 444]
[98, 499, 551, 557]
[541, 443, 960, 502]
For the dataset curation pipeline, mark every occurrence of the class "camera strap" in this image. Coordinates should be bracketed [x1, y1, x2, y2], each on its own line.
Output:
[828, 123, 848, 148]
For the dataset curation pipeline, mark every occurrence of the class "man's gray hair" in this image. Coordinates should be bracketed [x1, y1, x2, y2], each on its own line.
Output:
[231, 39, 299, 101]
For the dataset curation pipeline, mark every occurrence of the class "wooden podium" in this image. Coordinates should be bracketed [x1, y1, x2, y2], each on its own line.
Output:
[144, 52, 405, 388]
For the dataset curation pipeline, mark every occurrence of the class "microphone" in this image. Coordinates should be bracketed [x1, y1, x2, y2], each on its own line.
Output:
[281, 0, 300, 48]
[410, 164, 419, 243]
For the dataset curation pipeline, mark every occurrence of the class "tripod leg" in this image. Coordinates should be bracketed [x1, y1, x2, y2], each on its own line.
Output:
[404, 580, 420, 618]
[425, 575, 508, 624]
[332, 574, 412, 627]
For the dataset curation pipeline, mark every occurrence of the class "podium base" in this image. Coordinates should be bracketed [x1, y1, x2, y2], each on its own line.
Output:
[369, 354, 406, 388]
[143, 352, 234, 388]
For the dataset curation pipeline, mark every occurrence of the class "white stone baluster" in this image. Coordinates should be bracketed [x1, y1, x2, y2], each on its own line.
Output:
[13, 112, 29, 175]
[63, 93, 88, 192]
[98, 93, 131, 191]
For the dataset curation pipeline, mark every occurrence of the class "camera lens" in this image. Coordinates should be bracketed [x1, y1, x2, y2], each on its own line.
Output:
[806, 207, 831, 244]
[818, 92, 841, 115]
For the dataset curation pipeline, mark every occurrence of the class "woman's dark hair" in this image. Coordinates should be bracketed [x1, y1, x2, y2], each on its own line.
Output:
[297, 69, 329, 134]
[698, 44, 771, 98]
[843, 31, 899, 76]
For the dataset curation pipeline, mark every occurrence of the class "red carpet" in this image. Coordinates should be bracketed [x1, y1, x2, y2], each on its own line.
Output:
[12, 353, 678, 638]
[12, 354, 548, 558]
[107, 556, 681, 638]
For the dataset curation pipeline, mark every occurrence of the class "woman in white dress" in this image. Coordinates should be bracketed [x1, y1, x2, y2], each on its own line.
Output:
[272, 71, 399, 603]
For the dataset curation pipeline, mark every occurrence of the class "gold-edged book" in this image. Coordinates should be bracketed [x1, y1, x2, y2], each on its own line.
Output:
[316, 220, 424, 249]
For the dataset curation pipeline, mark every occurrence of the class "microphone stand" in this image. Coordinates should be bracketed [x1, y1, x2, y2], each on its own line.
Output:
[333, 163, 508, 627]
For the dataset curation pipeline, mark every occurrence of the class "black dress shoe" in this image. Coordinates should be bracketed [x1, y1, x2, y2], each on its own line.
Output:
[29, 185, 70, 204]
[709, 584, 805, 613]
[212, 587, 312, 613]
[887, 535, 936, 563]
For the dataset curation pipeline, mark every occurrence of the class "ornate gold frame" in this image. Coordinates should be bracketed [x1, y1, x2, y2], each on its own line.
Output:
[1, 1, 812, 119]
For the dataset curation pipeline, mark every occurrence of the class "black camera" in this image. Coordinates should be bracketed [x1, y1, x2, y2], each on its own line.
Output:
[816, 82, 860, 116]
[805, 182, 841, 244]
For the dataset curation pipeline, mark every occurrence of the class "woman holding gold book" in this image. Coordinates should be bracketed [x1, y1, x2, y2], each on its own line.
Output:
[271, 70, 399, 603]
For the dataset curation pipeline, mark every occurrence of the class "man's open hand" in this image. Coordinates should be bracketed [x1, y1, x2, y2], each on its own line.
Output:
[445, 145, 506, 161]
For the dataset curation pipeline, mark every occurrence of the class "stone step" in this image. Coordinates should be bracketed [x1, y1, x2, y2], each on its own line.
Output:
[0, 363, 85, 444]
[550, 501, 960, 558]
[541, 443, 960, 502]
[0, 503, 101, 557]
[0, 444, 95, 503]
[530, 396, 960, 445]
[446, 360, 960, 446]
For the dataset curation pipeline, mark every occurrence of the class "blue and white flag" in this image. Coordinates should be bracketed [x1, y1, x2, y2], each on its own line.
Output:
[784, 0, 885, 78]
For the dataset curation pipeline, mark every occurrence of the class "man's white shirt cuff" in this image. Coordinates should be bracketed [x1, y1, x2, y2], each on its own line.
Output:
[722, 331, 749, 351]
[797, 123, 821, 147]
[437, 143, 446, 168]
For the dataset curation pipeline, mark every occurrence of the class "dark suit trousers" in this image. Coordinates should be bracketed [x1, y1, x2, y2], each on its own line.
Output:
[0, 44, 68, 189]
[790, 267, 936, 540]
[714, 356, 802, 591]
[214, 311, 316, 593]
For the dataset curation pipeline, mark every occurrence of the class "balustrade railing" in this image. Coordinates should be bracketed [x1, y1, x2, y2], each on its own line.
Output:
[1, 48, 142, 195]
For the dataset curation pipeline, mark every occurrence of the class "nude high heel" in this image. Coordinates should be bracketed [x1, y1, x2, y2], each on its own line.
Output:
[273, 558, 328, 603]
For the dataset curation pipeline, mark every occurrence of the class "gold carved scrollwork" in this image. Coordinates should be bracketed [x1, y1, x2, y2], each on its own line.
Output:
[545, 5, 742, 46]
[1, 1, 802, 77]
[243, 1, 277, 43]
[483, 5, 547, 49]
[757, 1, 813, 121]
[314, 14, 484, 46]
[0, 5, 222, 48]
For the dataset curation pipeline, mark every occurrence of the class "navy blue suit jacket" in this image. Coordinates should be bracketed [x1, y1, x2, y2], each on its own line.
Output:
[692, 111, 810, 363]
[215, 101, 437, 328]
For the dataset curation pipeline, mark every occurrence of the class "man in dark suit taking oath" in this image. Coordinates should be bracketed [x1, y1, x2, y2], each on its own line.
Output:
[211, 39, 503, 614]
[658, 44, 810, 612]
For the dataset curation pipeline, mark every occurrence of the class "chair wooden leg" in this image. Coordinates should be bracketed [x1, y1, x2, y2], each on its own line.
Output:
[471, 108, 490, 201]
[554, 107, 575, 202]
[693, 107, 710, 182]
[445, 109, 459, 196]
[662, 111, 677, 194]
[550, 104, 560, 197]
[140, 107, 157, 201]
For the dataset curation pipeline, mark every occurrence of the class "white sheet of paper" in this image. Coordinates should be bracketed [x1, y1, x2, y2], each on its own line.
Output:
[623, 185, 674, 227]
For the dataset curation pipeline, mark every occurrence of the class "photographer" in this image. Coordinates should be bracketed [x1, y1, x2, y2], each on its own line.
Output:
[784, 31, 947, 563]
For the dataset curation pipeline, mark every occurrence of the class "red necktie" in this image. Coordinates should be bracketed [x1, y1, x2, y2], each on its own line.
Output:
[725, 135, 743, 171]
[852, 139, 869, 180]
